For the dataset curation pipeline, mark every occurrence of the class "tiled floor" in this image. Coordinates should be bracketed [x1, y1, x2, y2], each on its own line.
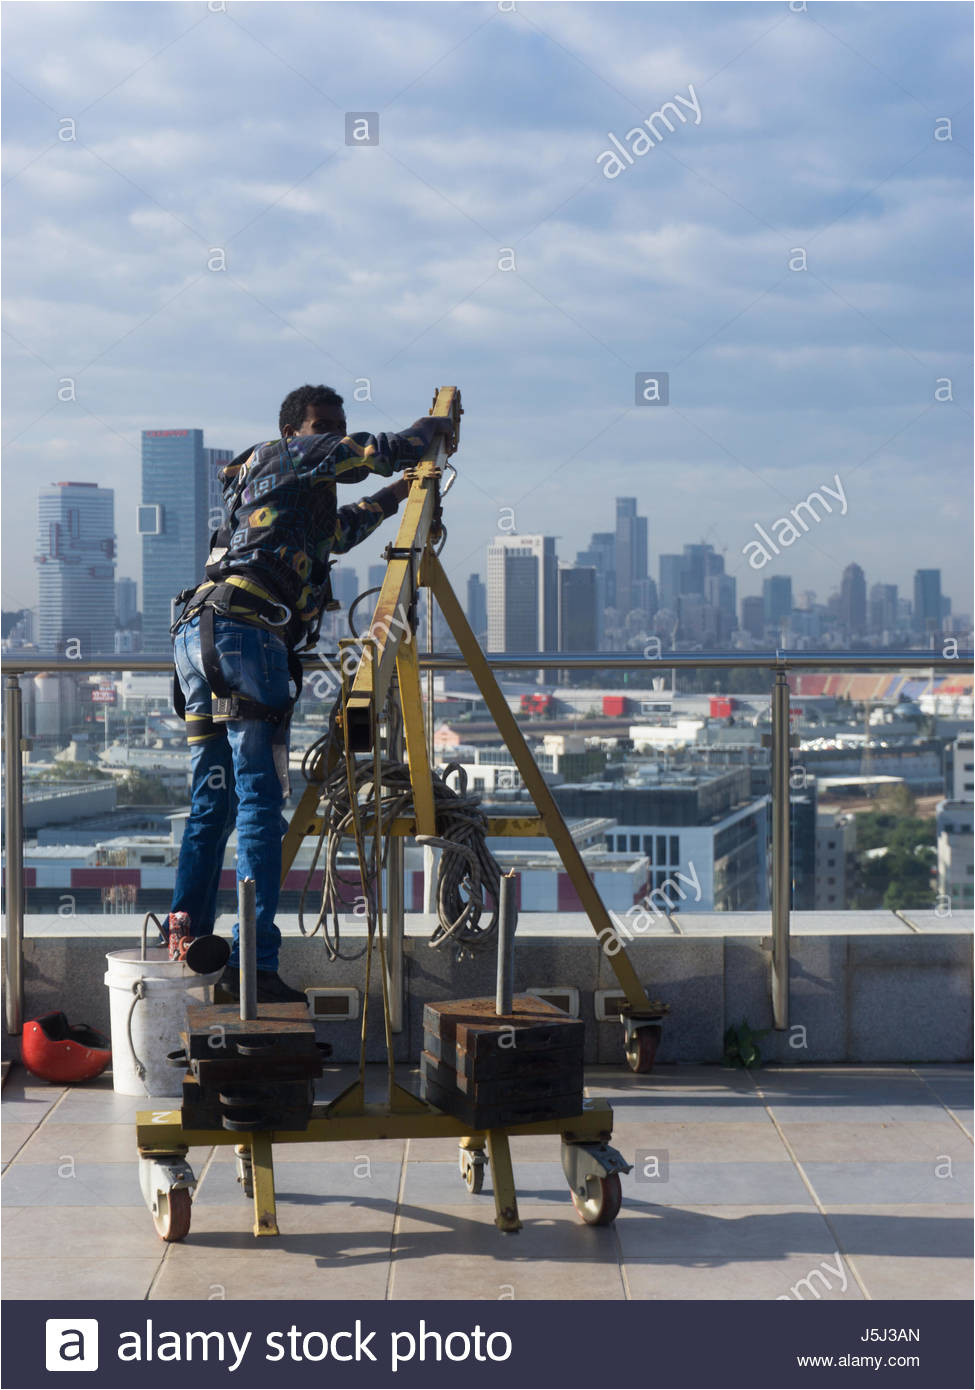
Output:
[2, 1063, 971, 1301]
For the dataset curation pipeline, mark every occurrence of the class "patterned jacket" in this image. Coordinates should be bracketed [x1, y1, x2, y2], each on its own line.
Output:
[197, 421, 438, 641]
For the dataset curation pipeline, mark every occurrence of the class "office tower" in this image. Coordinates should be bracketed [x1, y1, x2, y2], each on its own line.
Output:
[115, 577, 138, 628]
[576, 531, 616, 644]
[487, 535, 558, 663]
[558, 565, 597, 651]
[706, 572, 737, 642]
[614, 498, 648, 614]
[632, 576, 658, 617]
[762, 575, 793, 626]
[869, 583, 898, 634]
[840, 563, 867, 636]
[680, 543, 723, 598]
[913, 570, 943, 634]
[942, 595, 952, 618]
[467, 573, 487, 641]
[35, 482, 116, 656]
[330, 567, 359, 610]
[740, 595, 766, 639]
[139, 430, 212, 652]
[368, 564, 386, 591]
[205, 446, 234, 531]
[658, 554, 684, 611]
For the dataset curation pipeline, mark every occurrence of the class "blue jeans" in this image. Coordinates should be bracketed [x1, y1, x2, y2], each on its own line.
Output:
[170, 613, 292, 971]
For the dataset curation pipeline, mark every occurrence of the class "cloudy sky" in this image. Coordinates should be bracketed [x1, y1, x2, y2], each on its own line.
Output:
[3, 0, 972, 624]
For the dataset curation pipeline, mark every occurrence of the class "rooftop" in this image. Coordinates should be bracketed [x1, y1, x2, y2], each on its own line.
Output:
[3, 1062, 970, 1301]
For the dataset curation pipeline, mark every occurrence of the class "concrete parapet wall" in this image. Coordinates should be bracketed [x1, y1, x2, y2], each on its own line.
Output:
[3, 913, 971, 1070]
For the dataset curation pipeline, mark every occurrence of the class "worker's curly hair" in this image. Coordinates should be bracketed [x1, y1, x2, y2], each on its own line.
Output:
[278, 384, 345, 437]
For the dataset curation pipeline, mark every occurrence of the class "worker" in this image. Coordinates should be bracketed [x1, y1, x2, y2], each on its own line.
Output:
[166, 384, 450, 1003]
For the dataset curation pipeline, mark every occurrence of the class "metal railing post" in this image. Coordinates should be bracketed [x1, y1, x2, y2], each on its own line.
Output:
[387, 683, 405, 1033]
[238, 877, 258, 1021]
[771, 666, 791, 1030]
[3, 675, 25, 1035]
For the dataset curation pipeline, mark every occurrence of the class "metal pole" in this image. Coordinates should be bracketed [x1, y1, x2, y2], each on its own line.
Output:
[238, 877, 258, 1021]
[496, 871, 516, 1016]
[387, 687, 405, 1034]
[3, 676, 25, 1035]
[771, 668, 791, 1030]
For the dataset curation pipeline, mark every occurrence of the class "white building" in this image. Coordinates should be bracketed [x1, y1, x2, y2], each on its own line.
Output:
[486, 534, 558, 657]
[937, 799, 974, 911]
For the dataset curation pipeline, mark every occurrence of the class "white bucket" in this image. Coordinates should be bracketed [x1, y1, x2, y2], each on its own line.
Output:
[104, 947, 224, 1096]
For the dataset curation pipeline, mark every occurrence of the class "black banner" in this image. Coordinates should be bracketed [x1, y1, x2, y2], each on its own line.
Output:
[3, 1299, 971, 1389]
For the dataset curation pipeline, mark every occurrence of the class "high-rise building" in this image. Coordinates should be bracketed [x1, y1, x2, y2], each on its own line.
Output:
[763, 575, 793, 627]
[839, 563, 867, 636]
[486, 535, 558, 661]
[869, 583, 898, 635]
[913, 570, 943, 635]
[681, 543, 723, 597]
[740, 595, 766, 639]
[115, 577, 138, 628]
[466, 574, 487, 641]
[330, 567, 360, 610]
[367, 564, 387, 591]
[658, 554, 684, 611]
[614, 498, 648, 615]
[576, 531, 616, 646]
[205, 446, 234, 535]
[35, 482, 116, 656]
[139, 430, 212, 652]
[558, 565, 597, 652]
[706, 572, 737, 642]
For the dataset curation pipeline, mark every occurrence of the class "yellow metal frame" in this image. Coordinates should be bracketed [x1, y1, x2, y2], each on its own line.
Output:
[137, 1099, 614, 1237]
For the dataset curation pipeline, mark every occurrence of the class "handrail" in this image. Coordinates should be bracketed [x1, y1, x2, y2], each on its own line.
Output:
[1, 648, 971, 674]
[2, 649, 972, 1037]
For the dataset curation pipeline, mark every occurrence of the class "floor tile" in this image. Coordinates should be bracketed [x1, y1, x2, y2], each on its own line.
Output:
[194, 1158, 402, 1207]
[847, 1255, 972, 1299]
[614, 1205, 838, 1259]
[1, 1203, 166, 1258]
[779, 1121, 974, 1164]
[623, 1254, 864, 1300]
[15, 1122, 211, 1169]
[150, 1248, 390, 1300]
[3, 1257, 162, 1300]
[622, 1160, 814, 1207]
[392, 1201, 617, 1259]
[824, 1204, 974, 1258]
[803, 1162, 973, 1206]
[389, 1253, 624, 1300]
[2, 1159, 146, 1206]
[401, 1160, 567, 1208]
[612, 1120, 790, 1163]
[1, 1122, 34, 1164]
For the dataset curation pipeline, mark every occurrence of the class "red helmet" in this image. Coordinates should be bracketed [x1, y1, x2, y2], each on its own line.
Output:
[21, 1012, 111, 1083]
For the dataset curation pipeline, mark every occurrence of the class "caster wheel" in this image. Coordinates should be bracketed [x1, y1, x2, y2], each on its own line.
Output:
[626, 1024, 662, 1073]
[459, 1148, 486, 1194]
[570, 1172, 622, 1226]
[235, 1147, 254, 1199]
[153, 1186, 192, 1242]
[464, 1157, 485, 1194]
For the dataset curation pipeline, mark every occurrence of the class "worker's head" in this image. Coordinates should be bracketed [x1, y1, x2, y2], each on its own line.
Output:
[279, 384, 346, 439]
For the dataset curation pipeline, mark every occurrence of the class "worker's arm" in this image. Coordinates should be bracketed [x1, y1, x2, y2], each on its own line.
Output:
[297, 417, 450, 486]
[327, 479, 410, 557]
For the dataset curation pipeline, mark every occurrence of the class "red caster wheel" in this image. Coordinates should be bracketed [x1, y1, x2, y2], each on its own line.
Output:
[626, 1024, 662, 1073]
[153, 1186, 192, 1242]
[570, 1172, 623, 1226]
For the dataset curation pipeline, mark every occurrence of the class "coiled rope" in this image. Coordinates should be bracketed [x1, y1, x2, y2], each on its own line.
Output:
[297, 695, 506, 959]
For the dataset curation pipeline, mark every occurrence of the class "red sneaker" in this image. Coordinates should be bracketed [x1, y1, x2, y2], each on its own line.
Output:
[167, 911, 193, 962]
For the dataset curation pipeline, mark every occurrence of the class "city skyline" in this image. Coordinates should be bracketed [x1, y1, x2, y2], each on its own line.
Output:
[2, 3, 971, 621]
